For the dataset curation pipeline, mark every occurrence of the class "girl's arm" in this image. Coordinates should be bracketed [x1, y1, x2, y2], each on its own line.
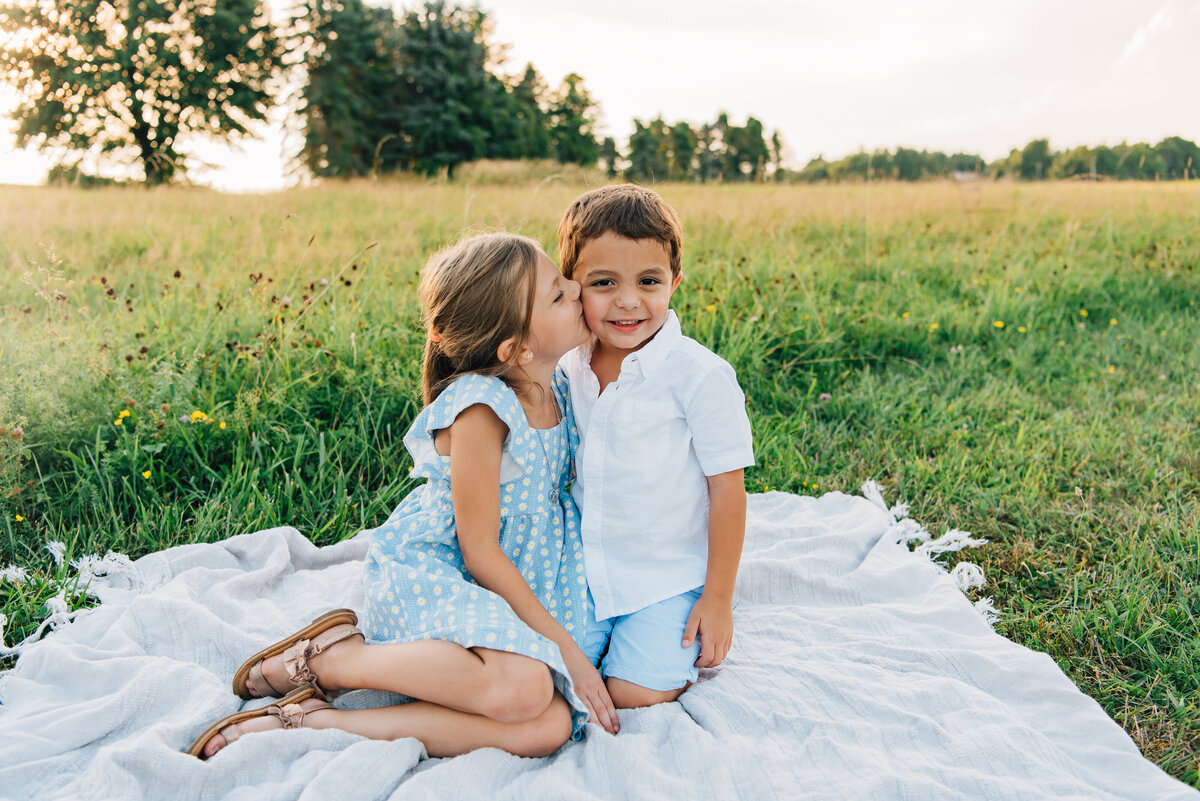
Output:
[446, 403, 619, 734]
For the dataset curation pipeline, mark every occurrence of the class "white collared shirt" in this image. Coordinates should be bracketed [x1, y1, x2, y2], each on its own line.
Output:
[560, 311, 755, 620]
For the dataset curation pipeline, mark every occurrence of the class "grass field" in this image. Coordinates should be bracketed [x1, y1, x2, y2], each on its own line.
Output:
[1, 177, 1197, 785]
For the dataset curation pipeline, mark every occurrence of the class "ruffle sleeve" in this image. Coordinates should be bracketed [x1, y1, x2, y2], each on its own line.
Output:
[402, 374, 528, 485]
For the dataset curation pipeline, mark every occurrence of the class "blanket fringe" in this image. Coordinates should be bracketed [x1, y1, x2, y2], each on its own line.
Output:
[0, 549, 144, 665]
[862, 480, 998, 627]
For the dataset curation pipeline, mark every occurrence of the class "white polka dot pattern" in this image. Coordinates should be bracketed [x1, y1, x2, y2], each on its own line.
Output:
[362, 372, 588, 739]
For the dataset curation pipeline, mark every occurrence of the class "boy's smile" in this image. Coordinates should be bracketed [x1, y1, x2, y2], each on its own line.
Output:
[574, 232, 682, 360]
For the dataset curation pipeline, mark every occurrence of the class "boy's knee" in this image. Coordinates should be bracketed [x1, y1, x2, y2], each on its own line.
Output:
[606, 676, 685, 709]
[507, 696, 573, 758]
[481, 655, 555, 723]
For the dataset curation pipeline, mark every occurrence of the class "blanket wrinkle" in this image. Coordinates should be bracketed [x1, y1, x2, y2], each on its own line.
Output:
[0, 489, 1196, 800]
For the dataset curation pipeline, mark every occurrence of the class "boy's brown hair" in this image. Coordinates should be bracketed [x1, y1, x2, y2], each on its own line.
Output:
[557, 184, 683, 279]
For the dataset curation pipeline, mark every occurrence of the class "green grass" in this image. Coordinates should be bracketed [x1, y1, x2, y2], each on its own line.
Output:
[1, 178, 1197, 784]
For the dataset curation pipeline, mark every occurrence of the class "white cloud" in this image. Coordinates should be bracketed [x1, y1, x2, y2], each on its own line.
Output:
[1117, 0, 1178, 66]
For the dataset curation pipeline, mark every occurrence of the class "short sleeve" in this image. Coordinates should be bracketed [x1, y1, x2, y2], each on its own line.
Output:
[402, 374, 527, 484]
[684, 362, 755, 477]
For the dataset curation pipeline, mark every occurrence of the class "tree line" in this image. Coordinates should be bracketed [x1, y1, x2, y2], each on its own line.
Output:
[787, 137, 1199, 182]
[0, 0, 783, 185]
[1, 0, 1194, 186]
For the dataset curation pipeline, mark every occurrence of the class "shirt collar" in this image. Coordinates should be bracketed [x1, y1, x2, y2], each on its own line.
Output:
[622, 310, 681, 378]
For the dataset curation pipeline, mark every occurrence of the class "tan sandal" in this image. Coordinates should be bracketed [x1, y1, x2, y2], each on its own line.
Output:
[232, 608, 364, 700]
[187, 686, 334, 759]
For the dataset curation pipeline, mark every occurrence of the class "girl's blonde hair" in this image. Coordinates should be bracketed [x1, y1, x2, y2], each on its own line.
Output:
[419, 232, 541, 405]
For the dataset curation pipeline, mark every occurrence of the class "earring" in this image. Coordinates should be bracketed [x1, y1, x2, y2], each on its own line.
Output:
[521, 349, 533, 363]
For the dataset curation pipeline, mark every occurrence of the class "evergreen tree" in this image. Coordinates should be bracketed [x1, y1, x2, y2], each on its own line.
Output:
[599, 136, 620, 178]
[625, 119, 669, 182]
[668, 121, 697, 181]
[0, 0, 282, 185]
[298, 0, 403, 178]
[508, 64, 551, 159]
[549, 73, 600, 165]
[389, 1, 496, 177]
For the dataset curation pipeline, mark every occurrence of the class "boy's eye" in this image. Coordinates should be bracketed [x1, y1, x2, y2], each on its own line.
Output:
[639, 277, 661, 286]
[590, 279, 614, 287]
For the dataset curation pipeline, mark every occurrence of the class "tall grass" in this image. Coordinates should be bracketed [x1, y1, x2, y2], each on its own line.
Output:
[0, 179, 1197, 784]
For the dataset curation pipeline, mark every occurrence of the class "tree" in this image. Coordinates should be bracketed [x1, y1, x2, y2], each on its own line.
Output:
[668, 121, 696, 181]
[298, 0, 404, 178]
[1154, 136, 1199, 180]
[625, 118, 668, 182]
[548, 72, 599, 165]
[1018, 138, 1052, 180]
[0, 0, 282, 185]
[506, 63, 551, 160]
[598, 136, 620, 178]
[387, 1, 497, 177]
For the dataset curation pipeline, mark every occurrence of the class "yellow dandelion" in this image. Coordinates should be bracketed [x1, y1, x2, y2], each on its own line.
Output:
[113, 418, 124, 425]
[1014, 287, 1022, 293]
[1079, 309, 1088, 318]
[705, 304, 716, 312]
[1109, 318, 1117, 326]
[993, 321, 1005, 329]
[219, 421, 226, 430]
[15, 514, 24, 522]
[813, 484, 820, 490]
[1107, 365, 1116, 374]
[1017, 326, 1027, 333]
[118, 410, 131, 419]
[142, 470, 151, 479]
[928, 323, 939, 332]
[901, 312, 910, 319]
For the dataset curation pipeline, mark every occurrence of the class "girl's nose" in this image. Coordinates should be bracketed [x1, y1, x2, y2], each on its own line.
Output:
[567, 278, 581, 300]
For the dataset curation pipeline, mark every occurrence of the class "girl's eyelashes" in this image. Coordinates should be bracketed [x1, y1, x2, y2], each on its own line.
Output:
[553, 290, 564, 303]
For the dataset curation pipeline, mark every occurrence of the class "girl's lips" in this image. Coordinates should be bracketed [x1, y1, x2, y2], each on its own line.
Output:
[607, 320, 645, 333]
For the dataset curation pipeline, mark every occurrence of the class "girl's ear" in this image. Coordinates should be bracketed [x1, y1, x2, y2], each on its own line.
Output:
[496, 336, 518, 365]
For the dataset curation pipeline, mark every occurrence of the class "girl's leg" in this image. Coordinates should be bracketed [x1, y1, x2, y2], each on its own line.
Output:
[201, 691, 573, 760]
[252, 639, 555, 723]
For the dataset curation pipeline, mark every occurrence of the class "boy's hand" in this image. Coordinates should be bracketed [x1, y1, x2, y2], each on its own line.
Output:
[682, 593, 734, 668]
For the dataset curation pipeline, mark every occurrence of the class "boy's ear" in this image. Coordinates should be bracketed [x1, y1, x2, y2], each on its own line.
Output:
[669, 273, 684, 293]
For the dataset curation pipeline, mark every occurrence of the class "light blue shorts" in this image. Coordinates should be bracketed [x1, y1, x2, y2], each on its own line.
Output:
[581, 586, 703, 692]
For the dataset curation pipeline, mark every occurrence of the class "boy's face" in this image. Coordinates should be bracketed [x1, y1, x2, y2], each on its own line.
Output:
[573, 232, 682, 358]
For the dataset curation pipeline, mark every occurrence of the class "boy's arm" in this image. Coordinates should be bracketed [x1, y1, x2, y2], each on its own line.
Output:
[682, 468, 747, 668]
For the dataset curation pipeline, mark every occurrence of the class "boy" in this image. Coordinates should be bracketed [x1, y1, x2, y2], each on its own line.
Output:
[557, 184, 754, 710]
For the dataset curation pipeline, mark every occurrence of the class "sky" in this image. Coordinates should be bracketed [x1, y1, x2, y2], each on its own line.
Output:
[2, 0, 1198, 191]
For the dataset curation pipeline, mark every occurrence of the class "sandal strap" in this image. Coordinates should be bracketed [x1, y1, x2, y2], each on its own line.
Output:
[282, 638, 317, 688]
[274, 702, 307, 729]
[247, 660, 290, 699]
[307, 623, 364, 657]
[281, 625, 364, 697]
[218, 722, 243, 746]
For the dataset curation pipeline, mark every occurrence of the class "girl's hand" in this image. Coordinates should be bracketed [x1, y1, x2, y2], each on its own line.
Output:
[562, 646, 619, 735]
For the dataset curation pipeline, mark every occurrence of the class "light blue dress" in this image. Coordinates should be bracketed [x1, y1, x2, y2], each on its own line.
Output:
[362, 372, 590, 739]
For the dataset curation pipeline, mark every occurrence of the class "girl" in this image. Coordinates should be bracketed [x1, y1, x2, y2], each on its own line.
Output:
[189, 233, 619, 760]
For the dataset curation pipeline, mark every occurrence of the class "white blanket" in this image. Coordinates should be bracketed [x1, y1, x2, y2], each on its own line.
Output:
[1, 489, 1194, 800]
